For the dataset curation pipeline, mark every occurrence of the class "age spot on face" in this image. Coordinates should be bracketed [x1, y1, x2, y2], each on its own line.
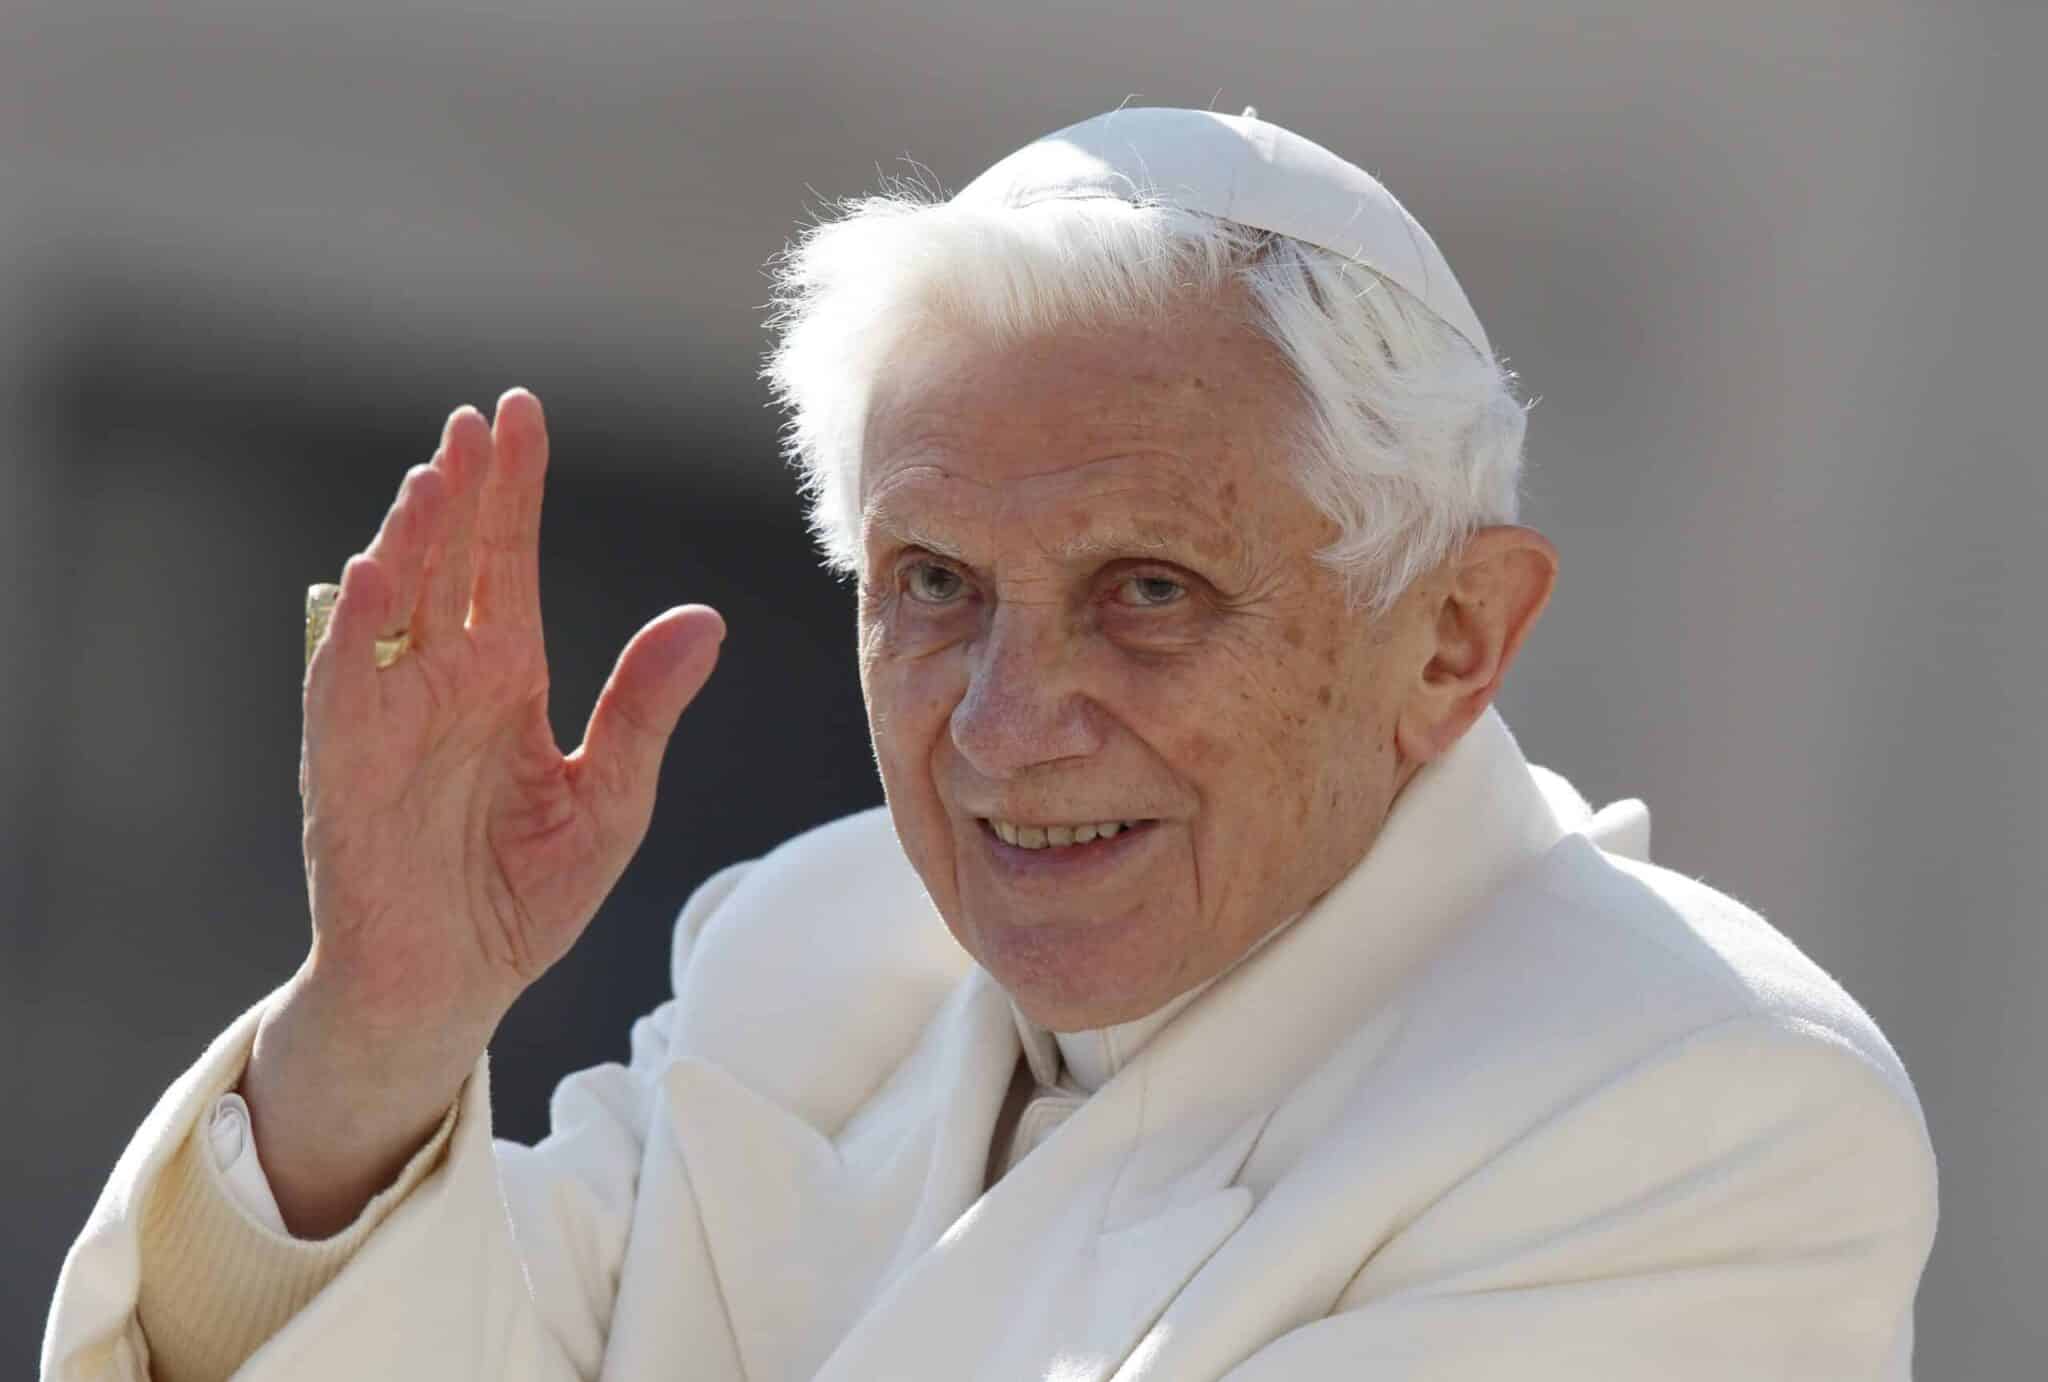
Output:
[1184, 726, 1228, 769]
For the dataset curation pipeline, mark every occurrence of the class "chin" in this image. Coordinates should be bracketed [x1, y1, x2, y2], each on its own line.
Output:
[968, 913, 1187, 1032]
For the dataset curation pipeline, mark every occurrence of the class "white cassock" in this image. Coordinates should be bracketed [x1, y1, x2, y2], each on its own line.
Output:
[42, 709, 1936, 1380]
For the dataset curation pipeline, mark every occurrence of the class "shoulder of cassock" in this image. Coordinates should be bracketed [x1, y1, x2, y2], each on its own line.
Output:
[661, 806, 975, 1137]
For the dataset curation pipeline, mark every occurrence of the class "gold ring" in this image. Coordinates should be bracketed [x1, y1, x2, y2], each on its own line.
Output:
[306, 583, 412, 669]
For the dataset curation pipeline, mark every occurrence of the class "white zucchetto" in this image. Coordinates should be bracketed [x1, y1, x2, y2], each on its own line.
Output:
[954, 105, 1493, 359]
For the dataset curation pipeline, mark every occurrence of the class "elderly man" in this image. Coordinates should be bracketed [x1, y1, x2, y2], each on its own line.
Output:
[45, 108, 1934, 1381]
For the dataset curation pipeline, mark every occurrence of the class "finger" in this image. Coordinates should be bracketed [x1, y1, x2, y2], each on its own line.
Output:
[472, 388, 549, 631]
[306, 553, 394, 724]
[363, 459, 448, 647]
[570, 605, 727, 845]
[419, 406, 490, 644]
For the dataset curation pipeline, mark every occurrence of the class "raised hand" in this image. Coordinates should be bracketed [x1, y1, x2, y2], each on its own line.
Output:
[246, 389, 724, 1235]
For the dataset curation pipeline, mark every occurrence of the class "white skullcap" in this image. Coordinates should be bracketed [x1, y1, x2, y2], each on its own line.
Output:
[954, 106, 1492, 359]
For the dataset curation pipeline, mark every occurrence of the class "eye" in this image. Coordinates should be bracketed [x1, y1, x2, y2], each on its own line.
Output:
[1116, 573, 1188, 608]
[904, 559, 969, 605]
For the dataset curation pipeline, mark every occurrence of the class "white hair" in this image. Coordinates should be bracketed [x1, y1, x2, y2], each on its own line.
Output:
[762, 189, 1529, 613]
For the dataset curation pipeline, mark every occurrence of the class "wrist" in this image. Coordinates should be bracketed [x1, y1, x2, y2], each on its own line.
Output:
[264, 961, 492, 1100]
[238, 966, 488, 1235]
[301, 928, 515, 1046]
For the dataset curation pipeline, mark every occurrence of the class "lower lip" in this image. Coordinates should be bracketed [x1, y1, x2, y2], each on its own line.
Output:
[976, 819, 1159, 882]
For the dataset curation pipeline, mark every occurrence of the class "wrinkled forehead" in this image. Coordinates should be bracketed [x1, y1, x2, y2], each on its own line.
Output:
[854, 306, 1317, 576]
[857, 277, 1299, 452]
[861, 453, 1252, 573]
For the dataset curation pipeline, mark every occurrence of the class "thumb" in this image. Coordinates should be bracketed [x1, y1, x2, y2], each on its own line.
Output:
[572, 604, 726, 839]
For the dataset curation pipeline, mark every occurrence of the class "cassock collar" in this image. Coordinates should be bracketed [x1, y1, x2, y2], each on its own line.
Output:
[1007, 707, 1567, 1095]
[1012, 976, 1207, 1095]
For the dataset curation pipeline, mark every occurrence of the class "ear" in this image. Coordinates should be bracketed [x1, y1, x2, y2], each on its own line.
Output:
[1395, 526, 1558, 764]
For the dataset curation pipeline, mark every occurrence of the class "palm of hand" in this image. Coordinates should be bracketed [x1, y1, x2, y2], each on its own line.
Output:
[301, 393, 723, 1031]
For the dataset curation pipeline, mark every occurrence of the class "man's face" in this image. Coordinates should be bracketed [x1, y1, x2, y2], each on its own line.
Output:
[857, 294, 1429, 1031]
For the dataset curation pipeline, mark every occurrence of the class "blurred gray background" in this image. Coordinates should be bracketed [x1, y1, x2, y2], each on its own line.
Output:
[5, 1, 2041, 1375]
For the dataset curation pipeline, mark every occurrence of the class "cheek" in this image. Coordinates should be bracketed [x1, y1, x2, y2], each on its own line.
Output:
[863, 653, 965, 821]
[1184, 642, 1389, 880]
[1128, 661, 1317, 862]
[1296, 653, 1406, 856]
[863, 633, 955, 739]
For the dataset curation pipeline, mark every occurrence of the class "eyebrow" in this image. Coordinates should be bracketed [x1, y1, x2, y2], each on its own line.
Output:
[1040, 526, 1181, 561]
[867, 512, 970, 563]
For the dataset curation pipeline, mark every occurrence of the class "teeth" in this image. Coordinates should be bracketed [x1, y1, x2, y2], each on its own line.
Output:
[987, 819, 1138, 849]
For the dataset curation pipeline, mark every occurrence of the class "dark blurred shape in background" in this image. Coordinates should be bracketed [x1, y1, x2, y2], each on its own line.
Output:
[4, 3, 2041, 1375]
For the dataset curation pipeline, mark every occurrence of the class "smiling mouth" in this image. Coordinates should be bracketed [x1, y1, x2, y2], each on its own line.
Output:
[979, 817, 1157, 850]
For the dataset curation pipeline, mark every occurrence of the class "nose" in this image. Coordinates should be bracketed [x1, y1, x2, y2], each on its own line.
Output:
[949, 601, 1104, 780]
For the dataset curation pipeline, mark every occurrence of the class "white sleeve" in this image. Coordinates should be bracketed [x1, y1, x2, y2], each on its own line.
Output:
[44, 858, 757, 1382]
